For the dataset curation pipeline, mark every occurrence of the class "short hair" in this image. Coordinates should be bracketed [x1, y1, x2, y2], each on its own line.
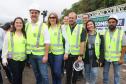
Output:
[83, 14, 90, 18]
[68, 12, 77, 19]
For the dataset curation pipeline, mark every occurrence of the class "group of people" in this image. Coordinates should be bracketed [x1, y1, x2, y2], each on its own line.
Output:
[0, 3, 126, 84]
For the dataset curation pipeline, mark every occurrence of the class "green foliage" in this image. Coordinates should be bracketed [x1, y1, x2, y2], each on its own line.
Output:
[61, 0, 126, 17]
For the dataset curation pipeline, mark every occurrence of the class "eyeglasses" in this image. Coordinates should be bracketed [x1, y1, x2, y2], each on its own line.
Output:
[49, 17, 56, 19]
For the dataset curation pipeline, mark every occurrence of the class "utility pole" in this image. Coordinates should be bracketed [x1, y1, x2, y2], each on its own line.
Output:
[41, 10, 48, 22]
[24, 18, 28, 24]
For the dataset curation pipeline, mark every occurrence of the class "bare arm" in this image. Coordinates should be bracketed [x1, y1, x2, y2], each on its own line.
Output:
[44, 44, 50, 56]
[42, 25, 50, 63]
[119, 46, 126, 64]
[80, 42, 84, 55]
[119, 33, 126, 64]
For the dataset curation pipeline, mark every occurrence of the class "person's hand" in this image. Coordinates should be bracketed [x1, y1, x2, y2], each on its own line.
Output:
[118, 59, 124, 65]
[98, 62, 104, 67]
[2, 58, 8, 66]
[98, 58, 105, 67]
[64, 53, 68, 60]
[42, 55, 48, 63]
[77, 56, 82, 62]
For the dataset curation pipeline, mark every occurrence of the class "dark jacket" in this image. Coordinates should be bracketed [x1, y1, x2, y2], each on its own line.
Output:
[83, 34, 105, 67]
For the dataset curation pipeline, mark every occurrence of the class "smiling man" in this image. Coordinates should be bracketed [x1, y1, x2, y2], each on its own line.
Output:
[25, 4, 50, 84]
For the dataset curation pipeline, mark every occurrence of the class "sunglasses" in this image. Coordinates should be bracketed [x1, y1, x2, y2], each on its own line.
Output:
[49, 17, 56, 19]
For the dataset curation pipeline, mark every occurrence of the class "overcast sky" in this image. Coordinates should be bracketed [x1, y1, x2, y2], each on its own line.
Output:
[0, 0, 79, 23]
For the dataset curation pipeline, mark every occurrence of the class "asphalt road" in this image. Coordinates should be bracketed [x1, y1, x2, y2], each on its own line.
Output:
[2, 64, 126, 84]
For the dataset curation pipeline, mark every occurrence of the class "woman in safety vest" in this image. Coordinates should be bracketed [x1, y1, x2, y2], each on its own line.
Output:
[2, 17, 26, 84]
[47, 12, 69, 84]
[83, 20, 104, 84]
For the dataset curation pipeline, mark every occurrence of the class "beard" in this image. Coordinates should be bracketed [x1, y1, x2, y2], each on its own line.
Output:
[109, 25, 116, 31]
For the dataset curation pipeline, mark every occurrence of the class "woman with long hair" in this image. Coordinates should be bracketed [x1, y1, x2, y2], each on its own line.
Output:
[83, 20, 104, 84]
[47, 12, 69, 84]
[2, 17, 26, 84]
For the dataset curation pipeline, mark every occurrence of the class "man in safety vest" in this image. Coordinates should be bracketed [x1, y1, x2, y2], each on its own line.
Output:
[103, 15, 126, 84]
[26, 4, 50, 84]
[65, 12, 86, 84]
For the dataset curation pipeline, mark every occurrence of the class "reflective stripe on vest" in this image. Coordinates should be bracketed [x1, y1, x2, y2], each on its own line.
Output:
[36, 22, 43, 47]
[51, 44, 62, 46]
[95, 33, 100, 59]
[105, 29, 123, 61]
[51, 49, 64, 52]
[27, 43, 44, 47]
[10, 32, 14, 53]
[75, 25, 81, 48]
[27, 49, 45, 52]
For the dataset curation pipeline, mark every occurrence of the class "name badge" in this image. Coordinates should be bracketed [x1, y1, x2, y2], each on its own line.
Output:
[33, 33, 37, 37]
[88, 44, 91, 49]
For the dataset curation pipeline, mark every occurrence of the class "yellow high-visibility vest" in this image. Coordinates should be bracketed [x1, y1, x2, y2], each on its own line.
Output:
[66, 24, 83, 55]
[49, 25, 64, 55]
[8, 32, 26, 61]
[105, 29, 123, 61]
[84, 32, 101, 59]
[26, 22, 47, 55]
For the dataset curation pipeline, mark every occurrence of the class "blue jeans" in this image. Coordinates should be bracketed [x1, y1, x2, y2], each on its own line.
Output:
[84, 64, 98, 84]
[103, 61, 120, 84]
[48, 53, 63, 84]
[28, 54, 49, 84]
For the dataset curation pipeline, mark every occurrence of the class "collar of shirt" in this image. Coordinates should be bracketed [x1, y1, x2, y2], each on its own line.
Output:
[69, 23, 77, 33]
[88, 31, 97, 36]
[69, 23, 77, 29]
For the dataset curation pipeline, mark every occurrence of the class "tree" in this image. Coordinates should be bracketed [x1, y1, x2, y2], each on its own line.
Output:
[61, 8, 72, 16]
[61, 0, 126, 17]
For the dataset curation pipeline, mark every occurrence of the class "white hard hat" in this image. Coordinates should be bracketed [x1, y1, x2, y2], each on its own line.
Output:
[73, 61, 84, 71]
[108, 15, 118, 22]
[29, 4, 40, 12]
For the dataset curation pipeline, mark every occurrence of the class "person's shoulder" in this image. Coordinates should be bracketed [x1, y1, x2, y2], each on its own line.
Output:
[42, 22, 47, 26]
[0, 27, 4, 30]
[77, 24, 83, 27]
[119, 28, 124, 33]
[0, 28, 5, 33]
[25, 21, 30, 25]
[5, 31, 11, 37]
[41, 23, 48, 32]
[41, 22, 47, 28]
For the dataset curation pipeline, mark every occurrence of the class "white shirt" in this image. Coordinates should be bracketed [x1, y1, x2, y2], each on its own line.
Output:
[0, 28, 5, 50]
[61, 24, 70, 54]
[2, 32, 9, 59]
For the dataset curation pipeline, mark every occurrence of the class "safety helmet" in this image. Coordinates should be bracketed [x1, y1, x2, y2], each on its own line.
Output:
[73, 61, 84, 71]
[29, 3, 40, 12]
[108, 15, 118, 22]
